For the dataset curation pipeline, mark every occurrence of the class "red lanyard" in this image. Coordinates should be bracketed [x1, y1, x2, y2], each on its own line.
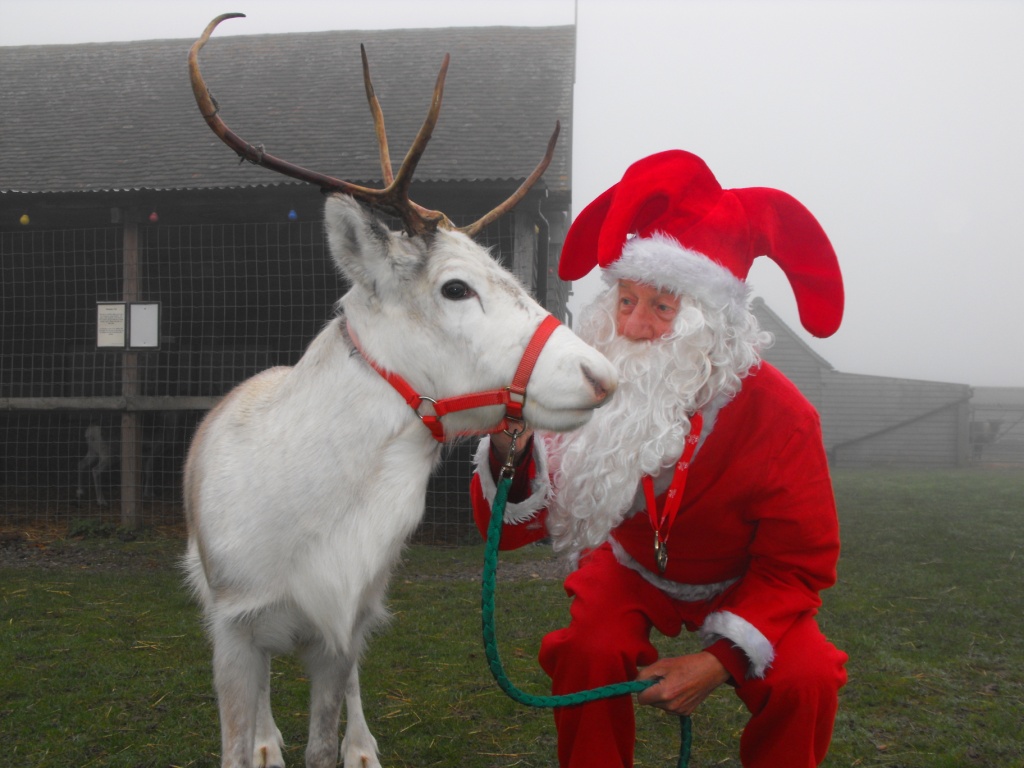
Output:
[641, 411, 703, 573]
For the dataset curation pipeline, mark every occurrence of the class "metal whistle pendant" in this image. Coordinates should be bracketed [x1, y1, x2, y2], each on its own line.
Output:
[654, 534, 669, 573]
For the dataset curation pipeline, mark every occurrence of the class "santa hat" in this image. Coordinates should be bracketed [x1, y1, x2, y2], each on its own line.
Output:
[560, 150, 844, 338]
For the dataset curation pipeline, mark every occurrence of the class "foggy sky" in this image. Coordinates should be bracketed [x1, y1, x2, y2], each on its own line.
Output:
[4, 0, 1022, 387]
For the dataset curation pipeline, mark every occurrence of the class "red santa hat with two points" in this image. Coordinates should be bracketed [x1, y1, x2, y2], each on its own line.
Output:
[560, 150, 844, 338]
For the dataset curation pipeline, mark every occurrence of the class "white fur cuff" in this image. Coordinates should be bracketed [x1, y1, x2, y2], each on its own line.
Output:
[699, 610, 775, 679]
[473, 437, 551, 525]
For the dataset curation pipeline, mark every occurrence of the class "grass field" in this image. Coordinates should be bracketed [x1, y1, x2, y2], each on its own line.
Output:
[1, 468, 1022, 767]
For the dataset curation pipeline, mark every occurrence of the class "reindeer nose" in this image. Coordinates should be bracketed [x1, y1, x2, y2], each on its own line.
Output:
[582, 364, 617, 406]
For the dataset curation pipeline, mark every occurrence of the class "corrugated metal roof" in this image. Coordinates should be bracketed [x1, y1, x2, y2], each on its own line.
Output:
[1, 25, 574, 194]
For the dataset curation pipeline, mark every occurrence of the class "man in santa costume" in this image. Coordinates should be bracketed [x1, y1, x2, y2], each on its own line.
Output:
[471, 150, 849, 767]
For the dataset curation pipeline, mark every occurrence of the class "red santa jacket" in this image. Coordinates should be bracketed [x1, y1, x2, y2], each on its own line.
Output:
[470, 362, 840, 681]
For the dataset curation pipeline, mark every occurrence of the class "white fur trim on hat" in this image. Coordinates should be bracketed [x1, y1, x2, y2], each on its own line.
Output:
[473, 436, 551, 525]
[603, 233, 750, 314]
[699, 610, 775, 679]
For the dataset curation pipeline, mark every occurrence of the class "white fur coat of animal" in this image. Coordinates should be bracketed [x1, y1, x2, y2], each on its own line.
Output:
[183, 195, 615, 768]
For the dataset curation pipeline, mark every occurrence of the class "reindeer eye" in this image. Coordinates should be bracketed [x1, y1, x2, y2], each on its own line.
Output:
[441, 279, 474, 301]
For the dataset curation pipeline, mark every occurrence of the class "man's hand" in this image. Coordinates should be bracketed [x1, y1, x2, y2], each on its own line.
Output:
[636, 651, 730, 716]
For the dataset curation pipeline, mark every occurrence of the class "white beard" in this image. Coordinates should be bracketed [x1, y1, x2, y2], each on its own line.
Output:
[544, 286, 765, 559]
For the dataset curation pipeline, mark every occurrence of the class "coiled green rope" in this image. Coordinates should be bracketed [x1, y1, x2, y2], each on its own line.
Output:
[481, 472, 692, 767]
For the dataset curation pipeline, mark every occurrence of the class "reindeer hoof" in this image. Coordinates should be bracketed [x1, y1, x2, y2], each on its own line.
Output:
[342, 748, 382, 768]
[254, 742, 285, 768]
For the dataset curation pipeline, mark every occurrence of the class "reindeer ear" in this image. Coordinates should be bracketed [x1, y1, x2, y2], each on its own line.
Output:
[324, 195, 426, 296]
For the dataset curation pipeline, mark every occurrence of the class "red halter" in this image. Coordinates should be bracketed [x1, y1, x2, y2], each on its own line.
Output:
[348, 314, 562, 442]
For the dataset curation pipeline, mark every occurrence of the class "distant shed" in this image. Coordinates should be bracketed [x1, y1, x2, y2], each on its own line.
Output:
[970, 387, 1024, 465]
[754, 299, 974, 468]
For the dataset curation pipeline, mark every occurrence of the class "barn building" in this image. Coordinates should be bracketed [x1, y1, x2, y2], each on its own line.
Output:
[754, 301, 977, 468]
[1, 24, 575, 536]
[2, 24, 1013, 537]
[969, 387, 1024, 465]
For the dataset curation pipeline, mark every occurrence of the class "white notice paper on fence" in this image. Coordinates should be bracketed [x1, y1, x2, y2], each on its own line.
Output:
[96, 302, 126, 348]
[129, 302, 160, 349]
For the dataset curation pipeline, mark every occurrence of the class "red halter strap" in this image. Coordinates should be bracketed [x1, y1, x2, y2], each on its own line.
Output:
[348, 314, 562, 443]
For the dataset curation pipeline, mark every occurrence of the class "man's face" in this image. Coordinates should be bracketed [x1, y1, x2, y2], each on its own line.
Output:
[614, 280, 681, 341]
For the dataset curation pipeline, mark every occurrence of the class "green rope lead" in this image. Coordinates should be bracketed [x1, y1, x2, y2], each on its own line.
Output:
[481, 474, 692, 767]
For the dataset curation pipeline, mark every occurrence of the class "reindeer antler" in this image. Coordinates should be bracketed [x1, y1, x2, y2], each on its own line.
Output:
[188, 13, 559, 238]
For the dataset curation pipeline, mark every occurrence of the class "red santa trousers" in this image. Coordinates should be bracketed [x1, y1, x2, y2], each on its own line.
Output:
[538, 545, 848, 768]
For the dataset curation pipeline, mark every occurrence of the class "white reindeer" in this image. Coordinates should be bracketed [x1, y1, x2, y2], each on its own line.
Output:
[76, 424, 114, 505]
[74, 413, 182, 505]
[183, 16, 617, 768]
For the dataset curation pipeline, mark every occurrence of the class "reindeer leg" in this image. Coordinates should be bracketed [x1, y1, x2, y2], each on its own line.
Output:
[300, 643, 356, 768]
[253, 671, 285, 768]
[92, 454, 110, 507]
[337, 584, 387, 768]
[341, 664, 380, 768]
[76, 452, 95, 501]
[211, 618, 269, 768]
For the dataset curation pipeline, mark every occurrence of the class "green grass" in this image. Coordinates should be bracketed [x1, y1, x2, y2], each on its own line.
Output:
[1, 468, 1022, 767]
[822, 469, 1024, 768]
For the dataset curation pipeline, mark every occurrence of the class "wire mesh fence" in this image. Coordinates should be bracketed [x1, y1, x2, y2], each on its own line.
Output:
[2, 216, 512, 543]
[970, 404, 1024, 466]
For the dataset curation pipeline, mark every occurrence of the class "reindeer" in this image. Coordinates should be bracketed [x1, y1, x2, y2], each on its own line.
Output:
[76, 424, 114, 505]
[183, 15, 617, 768]
[74, 413, 182, 505]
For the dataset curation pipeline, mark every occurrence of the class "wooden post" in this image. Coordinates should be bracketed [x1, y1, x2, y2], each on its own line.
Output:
[120, 217, 142, 529]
